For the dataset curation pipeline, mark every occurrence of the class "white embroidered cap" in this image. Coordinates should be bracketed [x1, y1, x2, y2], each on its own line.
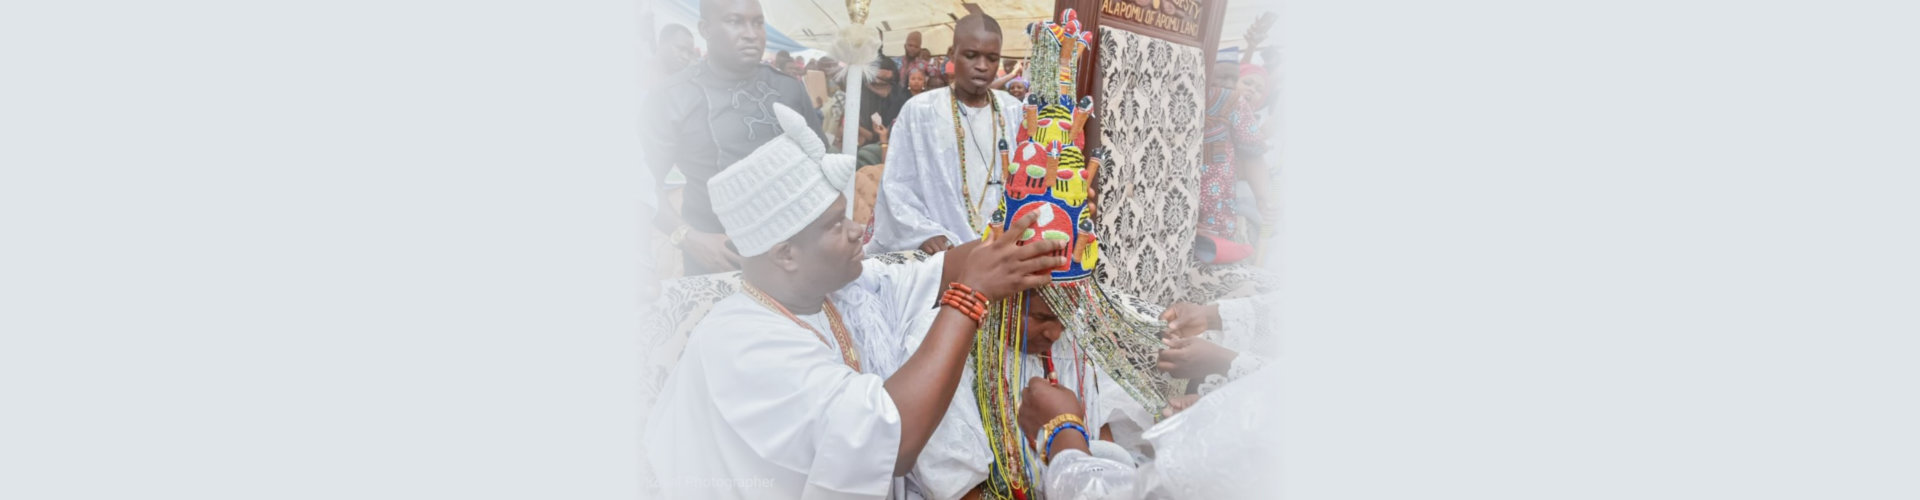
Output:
[708, 103, 855, 258]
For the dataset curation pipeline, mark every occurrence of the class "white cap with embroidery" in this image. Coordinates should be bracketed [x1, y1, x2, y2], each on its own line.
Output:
[707, 103, 855, 257]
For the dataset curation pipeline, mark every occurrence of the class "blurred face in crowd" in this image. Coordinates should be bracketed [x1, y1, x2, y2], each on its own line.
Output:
[699, 0, 767, 72]
[904, 31, 923, 61]
[1237, 71, 1268, 109]
[1007, 80, 1029, 100]
[1208, 61, 1240, 99]
[950, 18, 1003, 101]
[658, 28, 699, 74]
[908, 69, 928, 94]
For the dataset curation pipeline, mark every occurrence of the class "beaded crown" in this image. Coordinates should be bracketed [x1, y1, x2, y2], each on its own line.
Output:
[986, 9, 1107, 283]
[968, 10, 1186, 500]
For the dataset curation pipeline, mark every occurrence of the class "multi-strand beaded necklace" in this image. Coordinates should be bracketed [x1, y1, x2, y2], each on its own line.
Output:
[741, 282, 860, 372]
[970, 289, 1096, 500]
[971, 290, 1036, 500]
[948, 90, 1008, 233]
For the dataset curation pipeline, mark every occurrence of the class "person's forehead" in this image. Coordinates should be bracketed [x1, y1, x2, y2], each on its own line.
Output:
[793, 207, 837, 240]
[718, 0, 761, 16]
[1026, 293, 1056, 312]
[955, 29, 1002, 47]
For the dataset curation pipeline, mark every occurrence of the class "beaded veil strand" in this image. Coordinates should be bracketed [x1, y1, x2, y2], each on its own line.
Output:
[968, 9, 1186, 500]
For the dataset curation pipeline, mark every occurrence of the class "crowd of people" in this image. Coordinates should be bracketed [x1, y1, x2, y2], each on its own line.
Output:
[642, 0, 1281, 497]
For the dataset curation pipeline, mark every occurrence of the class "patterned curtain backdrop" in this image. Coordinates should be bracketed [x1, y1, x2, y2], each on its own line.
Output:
[1092, 26, 1277, 307]
[1092, 26, 1207, 306]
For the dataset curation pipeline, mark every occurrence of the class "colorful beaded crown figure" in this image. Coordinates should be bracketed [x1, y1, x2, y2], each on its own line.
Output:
[969, 10, 1186, 500]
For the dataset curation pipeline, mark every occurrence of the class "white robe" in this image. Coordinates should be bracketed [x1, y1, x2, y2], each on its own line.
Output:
[1040, 365, 1284, 500]
[645, 257, 946, 499]
[867, 87, 1026, 254]
[902, 323, 1155, 500]
[1196, 294, 1281, 395]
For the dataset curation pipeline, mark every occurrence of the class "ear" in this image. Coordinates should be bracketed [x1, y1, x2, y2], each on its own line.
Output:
[770, 241, 801, 273]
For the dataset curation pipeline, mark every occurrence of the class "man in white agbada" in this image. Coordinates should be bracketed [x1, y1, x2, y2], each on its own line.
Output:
[644, 103, 1069, 499]
[1010, 293, 1283, 499]
[1016, 365, 1284, 499]
[904, 291, 1159, 500]
[909, 294, 1283, 499]
[867, 14, 1026, 255]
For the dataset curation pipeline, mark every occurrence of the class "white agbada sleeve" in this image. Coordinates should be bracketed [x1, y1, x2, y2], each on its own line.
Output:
[868, 97, 962, 254]
[860, 253, 992, 500]
[693, 298, 906, 498]
[833, 255, 947, 379]
[863, 256, 948, 336]
[1042, 366, 1284, 499]
[839, 254, 1001, 500]
[1041, 444, 1142, 500]
[1197, 294, 1279, 395]
[1213, 296, 1262, 354]
[900, 307, 995, 500]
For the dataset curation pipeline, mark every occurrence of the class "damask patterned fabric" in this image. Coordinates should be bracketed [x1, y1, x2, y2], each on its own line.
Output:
[1189, 262, 1276, 305]
[1093, 26, 1208, 307]
[1092, 26, 1279, 307]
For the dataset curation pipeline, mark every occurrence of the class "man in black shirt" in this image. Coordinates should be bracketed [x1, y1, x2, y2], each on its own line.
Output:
[857, 54, 909, 148]
[645, 0, 824, 275]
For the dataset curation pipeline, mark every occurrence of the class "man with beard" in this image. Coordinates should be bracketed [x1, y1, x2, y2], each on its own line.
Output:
[645, 103, 1068, 498]
[644, 0, 822, 276]
[866, 13, 1026, 255]
[897, 30, 928, 79]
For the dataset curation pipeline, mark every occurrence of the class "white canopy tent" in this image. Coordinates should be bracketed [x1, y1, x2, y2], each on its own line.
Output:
[758, 0, 1278, 60]
[762, 1, 1051, 58]
[644, 0, 1280, 156]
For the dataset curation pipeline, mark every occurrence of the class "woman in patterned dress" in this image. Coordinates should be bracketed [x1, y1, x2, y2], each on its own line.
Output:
[1198, 59, 1271, 248]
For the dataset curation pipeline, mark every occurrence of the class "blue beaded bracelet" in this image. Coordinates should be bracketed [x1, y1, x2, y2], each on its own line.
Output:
[1044, 422, 1090, 459]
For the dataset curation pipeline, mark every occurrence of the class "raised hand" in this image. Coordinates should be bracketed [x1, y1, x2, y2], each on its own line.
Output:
[1156, 336, 1237, 380]
[955, 211, 1067, 301]
[1017, 376, 1086, 444]
[1160, 302, 1221, 339]
[1245, 12, 1277, 50]
[919, 235, 953, 254]
[1163, 393, 1202, 417]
